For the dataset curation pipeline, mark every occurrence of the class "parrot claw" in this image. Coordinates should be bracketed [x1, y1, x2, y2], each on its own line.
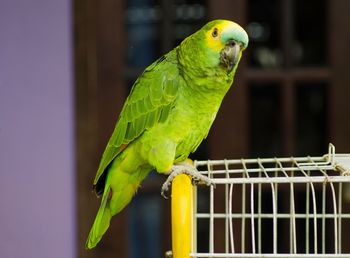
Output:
[161, 162, 215, 198]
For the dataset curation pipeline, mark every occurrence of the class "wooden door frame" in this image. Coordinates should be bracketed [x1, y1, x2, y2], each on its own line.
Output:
[74, 0, 127, 257]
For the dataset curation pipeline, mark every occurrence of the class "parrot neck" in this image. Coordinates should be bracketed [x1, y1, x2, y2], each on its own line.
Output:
[176, 39, 238, 95]
[176, 46, 237, 98]
[175, 36, 240, 116]
[174, 57, 236, 118]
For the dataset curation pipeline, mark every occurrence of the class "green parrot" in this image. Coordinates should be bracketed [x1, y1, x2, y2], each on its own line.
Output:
[86, 19, 248, 249]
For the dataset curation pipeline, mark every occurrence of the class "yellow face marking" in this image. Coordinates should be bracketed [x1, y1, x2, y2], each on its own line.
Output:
[205, 20, 241, 53]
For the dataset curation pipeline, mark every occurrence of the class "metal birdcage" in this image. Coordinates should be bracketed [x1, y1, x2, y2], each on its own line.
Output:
[170, 144, 350, 258]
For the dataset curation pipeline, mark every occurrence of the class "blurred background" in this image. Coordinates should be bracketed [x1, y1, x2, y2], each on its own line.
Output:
[1, 0, 350, 258]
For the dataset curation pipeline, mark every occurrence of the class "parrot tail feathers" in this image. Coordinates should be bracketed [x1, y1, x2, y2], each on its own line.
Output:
[86, 187, 112, 249]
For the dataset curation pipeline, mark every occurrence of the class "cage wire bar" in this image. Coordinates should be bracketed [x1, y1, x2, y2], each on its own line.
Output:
[169, 144, 350, 258]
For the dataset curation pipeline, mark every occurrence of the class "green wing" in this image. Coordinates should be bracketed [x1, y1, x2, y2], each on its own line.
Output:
[93, 50, 179, 193]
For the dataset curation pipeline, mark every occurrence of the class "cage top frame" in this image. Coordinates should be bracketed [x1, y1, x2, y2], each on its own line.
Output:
[194, 143, 350, 185]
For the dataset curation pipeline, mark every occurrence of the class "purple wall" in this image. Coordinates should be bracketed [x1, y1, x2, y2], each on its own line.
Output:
[0, 1, 75, 258]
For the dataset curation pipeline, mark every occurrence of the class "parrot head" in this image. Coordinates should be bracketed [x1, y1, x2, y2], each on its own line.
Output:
[179, 19, 248, 74]
[204, 20, 248, 72]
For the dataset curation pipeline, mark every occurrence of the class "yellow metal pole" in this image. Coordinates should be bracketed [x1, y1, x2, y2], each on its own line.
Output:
[171, 174, 193, 258]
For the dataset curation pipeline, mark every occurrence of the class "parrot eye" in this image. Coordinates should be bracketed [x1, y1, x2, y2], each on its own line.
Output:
[212, 28, 219, 38]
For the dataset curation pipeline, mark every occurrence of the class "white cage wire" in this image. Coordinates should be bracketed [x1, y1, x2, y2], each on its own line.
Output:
[190, 144, 350, 258]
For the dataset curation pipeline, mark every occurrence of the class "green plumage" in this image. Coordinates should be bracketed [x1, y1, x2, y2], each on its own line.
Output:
[86, 19, 249, 249]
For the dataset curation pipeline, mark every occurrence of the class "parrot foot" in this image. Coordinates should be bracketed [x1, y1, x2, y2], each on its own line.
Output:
[161, 162, 214, 198]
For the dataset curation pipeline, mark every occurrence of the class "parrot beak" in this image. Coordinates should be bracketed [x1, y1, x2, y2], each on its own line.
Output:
[220, 40, 242, 72]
